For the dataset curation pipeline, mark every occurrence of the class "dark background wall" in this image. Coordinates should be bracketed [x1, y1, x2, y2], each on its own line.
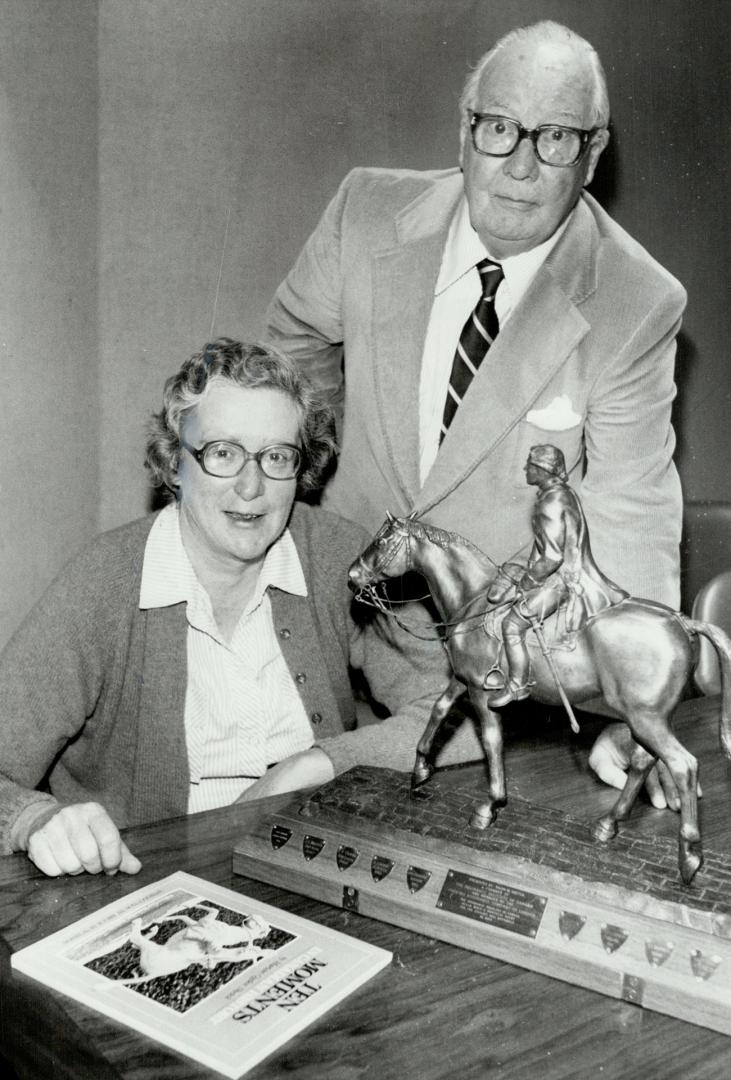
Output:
[1, 0, 728, 646]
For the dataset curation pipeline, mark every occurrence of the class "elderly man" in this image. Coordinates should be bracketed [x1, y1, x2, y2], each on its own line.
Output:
[0, 339, 477, 877]
[265, 20, 686, 801]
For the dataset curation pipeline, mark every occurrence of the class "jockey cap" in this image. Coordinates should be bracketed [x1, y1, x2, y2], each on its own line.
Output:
[527, 444, 568, 481]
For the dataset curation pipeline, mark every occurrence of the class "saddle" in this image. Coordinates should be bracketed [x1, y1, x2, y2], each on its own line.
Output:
[481, 562, 627, 697]
[485, 560, 628, 642]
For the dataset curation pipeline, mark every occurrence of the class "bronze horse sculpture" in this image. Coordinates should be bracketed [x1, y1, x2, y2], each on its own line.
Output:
[348, 513, 731, 885]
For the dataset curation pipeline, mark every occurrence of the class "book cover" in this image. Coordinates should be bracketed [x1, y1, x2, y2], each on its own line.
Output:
[11, 871, 391, 1078]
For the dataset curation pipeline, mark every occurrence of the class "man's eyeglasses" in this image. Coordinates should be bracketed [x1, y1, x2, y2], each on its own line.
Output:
[181, 440, 302, 480]
[468, 112, 598, 168]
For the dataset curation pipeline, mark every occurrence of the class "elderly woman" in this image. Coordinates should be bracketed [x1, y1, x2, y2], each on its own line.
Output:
[0, 339, 478, 878]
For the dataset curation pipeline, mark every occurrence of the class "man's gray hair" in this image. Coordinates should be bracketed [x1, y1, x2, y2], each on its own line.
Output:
[459, 21, 610, 129]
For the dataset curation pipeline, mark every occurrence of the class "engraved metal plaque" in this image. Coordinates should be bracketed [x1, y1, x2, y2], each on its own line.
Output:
[601, 923, 629, 954]
[371, 855, 394, 882]
[302, 834, 325, 861]
[437, 870, 547, 938]
[270, 824, 292, 849]
[336, 844, 359, 871]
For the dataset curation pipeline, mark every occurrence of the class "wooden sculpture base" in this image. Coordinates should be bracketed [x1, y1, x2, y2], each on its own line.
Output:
[233, 766, 731, 1035]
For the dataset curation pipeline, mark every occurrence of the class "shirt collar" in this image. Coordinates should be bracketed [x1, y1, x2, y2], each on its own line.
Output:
[435, 194, 573, 297]
[139, 503, 307, 612]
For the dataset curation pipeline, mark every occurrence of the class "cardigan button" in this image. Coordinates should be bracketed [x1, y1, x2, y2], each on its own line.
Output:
[279, 628, 291, 640]
[295, 672, 307, 684]
[311, 712, 323, 725]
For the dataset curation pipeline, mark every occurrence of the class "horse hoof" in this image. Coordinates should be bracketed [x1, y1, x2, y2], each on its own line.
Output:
[680, 845, 703, 886]
[592, 815, 617, 843]
[469, 806, 495, 830]
[411, 760, 433, 789]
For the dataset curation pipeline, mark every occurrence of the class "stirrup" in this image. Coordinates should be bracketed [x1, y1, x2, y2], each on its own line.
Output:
[483, 668, 506, 691]
[487, 678, 532, 708]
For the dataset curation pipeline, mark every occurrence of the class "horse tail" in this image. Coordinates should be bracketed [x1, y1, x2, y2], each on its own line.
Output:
[685, 618, 731, 760]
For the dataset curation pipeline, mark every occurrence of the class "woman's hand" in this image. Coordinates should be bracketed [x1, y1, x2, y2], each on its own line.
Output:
[24, 802, 142, 877]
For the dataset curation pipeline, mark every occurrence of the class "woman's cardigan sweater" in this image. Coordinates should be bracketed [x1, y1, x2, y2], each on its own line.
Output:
[0, 503, 480, 853]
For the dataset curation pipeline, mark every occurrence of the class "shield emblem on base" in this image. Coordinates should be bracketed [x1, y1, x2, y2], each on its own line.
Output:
[406, 866, 431, 893]
[270, 825, 292, 850]
[336, 845, 359, 871]
[690, 949, 721, 980]
[558, 911, 586, 941]
[371, 855, 394, 882]
[302, 834, 326, 861]
[600, 923, 628, 954]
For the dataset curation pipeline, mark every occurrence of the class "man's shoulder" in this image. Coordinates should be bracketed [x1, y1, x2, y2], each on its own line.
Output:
[581, 193, 686, 303]
[339, 165, 462, 215]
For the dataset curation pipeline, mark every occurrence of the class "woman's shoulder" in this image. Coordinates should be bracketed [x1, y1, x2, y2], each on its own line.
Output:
[55, 513, 159, 599]
[288, 502, 371, 575]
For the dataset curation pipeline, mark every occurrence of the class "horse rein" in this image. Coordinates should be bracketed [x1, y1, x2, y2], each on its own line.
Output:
[352, 521, 506, 642]
[354, 581, 505, 642]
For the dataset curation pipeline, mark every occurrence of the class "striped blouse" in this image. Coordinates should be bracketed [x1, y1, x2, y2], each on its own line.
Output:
[139, 504, 314, 811]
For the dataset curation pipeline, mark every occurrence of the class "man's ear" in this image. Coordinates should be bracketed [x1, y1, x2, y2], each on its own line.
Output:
[583, 128, 610, 188]
[458, 115, 470, 170]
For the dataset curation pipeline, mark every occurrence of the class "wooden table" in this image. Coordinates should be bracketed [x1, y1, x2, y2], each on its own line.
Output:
[2, 697, 731, 1080]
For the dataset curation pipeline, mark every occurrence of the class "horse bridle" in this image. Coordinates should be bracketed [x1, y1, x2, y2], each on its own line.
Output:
[353, 516, 504, 642]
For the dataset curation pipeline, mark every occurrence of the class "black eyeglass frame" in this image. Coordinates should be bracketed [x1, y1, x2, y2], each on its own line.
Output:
[468, 111, 599, 168]
[181, 440, 302, 480]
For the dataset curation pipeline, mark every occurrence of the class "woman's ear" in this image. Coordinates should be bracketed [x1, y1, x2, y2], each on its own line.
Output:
[169, 454, 182, 493]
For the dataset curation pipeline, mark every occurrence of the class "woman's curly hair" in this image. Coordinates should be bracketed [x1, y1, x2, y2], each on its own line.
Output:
[145, 338, 337, 497]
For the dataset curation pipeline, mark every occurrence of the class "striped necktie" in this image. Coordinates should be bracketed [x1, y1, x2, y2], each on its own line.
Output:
[440, 259, 503, 442]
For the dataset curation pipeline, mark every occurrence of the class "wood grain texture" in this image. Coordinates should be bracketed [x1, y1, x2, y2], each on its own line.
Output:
[2, 697, 731, 1079]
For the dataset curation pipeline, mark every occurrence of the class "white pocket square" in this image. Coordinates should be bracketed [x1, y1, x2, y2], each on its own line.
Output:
[525, 394, 582, 431]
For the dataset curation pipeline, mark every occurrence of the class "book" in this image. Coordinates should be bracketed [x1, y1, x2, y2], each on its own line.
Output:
[11, 870, 391, 1078]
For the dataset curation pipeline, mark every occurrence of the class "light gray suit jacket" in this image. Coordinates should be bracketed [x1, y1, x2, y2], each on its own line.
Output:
[265, 167, 686, 607]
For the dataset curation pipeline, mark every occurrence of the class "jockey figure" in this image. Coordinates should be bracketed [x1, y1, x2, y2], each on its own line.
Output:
[486, 444, 628, 708]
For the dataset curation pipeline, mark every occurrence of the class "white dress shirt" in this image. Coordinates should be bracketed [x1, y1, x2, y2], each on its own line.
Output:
[139, 503, 313, 812]
[418, 196, 572, 484]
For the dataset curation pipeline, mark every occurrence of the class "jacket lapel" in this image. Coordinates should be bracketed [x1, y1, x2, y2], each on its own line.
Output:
[416, 196, 598, 513]
[370, 171, 463, 506]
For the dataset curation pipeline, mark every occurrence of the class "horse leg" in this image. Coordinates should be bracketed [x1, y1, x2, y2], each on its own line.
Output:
[412, 676, 465, 789]
[593, 742, 656, 842]
[659, 739, 702, 885]
[467, 688, 506, 830]
[599, 714, 702, 885]
[641, 723, 701, 884]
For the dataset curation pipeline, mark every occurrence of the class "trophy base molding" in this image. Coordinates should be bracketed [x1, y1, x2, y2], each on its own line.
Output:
[233, 766, 731, 1035]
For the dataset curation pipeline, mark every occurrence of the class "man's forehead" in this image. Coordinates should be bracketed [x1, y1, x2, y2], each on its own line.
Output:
[476, 39, 594, 120]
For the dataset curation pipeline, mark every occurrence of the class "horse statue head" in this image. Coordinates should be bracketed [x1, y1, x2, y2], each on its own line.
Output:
[348, 511, 419, 595]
